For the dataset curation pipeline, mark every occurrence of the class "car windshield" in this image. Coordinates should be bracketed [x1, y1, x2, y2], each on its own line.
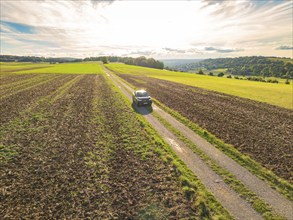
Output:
[136, 91, 149, 97]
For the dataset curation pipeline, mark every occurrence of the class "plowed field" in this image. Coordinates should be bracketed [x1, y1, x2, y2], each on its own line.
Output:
[1, 73, 199, 218]
[118, 74, 293, 182]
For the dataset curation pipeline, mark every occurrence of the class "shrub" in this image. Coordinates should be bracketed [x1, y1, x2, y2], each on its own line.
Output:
[209, 72, 214, 76]
[267, 79, 279, 83]
[217, 72, 224, 77]
[227, 75, 232, 78]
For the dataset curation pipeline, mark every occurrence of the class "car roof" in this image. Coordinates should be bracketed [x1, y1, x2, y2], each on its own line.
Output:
[135, 89, 147, 93]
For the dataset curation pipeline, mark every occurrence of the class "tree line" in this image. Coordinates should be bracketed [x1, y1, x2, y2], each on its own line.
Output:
[0, 55, 83, 63]
[84, 56, 164, 69]
[0, 55, 164, 70]
[184, 56, 293, 79]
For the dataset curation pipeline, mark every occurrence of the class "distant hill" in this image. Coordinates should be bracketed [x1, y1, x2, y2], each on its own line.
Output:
[166, 56, 293, 78]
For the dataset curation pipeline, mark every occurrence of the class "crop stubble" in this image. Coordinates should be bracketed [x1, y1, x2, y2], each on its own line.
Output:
[118, 74, 293, 182]
[1, 74, 195, 218]
[0, 74, 75, 125]
[0, 73, 37, 85]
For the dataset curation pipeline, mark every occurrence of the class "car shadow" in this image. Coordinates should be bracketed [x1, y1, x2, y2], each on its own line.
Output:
[132, 103, 153, 115]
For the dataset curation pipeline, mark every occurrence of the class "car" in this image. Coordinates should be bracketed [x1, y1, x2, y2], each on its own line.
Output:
[132, 89, 152, 106]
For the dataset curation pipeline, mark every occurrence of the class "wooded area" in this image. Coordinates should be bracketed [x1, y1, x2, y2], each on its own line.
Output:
[175, 57, 293, 78]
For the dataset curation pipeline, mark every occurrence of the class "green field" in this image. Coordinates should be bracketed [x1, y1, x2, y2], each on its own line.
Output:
[0, 62, 103, 74]
[106, 63, 293, 109]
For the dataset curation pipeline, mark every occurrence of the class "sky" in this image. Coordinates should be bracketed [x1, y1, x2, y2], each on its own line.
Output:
[0, 0, 292, 59]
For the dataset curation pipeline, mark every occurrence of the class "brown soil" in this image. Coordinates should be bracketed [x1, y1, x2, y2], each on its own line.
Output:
[1, 74, 195, 219]
[118, 74, 293, 182]
[0, 73, 38, 85]
[0, 74, 75, 125]
[1, 66, 50, 73]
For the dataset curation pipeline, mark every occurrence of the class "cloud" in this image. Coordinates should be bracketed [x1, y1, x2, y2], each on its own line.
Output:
[127, 50, 155, 56]
[90, 0, 116, 6]
[163, 48, 186, 53]
[204, 47, 244, 53]
[204, 47, 217, 51]
[201, 0, 253, 18]
[275, 45, 293, 50]
[0, 0, 292, 58]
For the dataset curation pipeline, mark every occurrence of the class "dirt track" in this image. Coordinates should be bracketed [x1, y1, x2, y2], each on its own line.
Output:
[118, 74, 293, 182]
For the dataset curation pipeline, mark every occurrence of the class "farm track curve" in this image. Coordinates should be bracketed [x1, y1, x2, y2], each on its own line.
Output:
[103, 67, 293, 220]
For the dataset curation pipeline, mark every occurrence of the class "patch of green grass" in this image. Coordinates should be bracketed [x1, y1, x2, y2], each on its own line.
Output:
[0, 144, 18, 164]
[105, 63, 292, 109]
[209, 68, 228, 74]
[0, 62, 50, 72]
[0, 111, 50, 165]
[1, 62, 103, 74]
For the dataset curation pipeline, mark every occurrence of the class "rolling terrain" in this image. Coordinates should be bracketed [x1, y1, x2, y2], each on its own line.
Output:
[1, 62, 292, 219]
[1, 63, 231, 219]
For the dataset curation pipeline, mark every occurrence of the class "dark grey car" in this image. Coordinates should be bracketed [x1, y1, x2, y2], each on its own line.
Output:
[132, 90, 152, 106]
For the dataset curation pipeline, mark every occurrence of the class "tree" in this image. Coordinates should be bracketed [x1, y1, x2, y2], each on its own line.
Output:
[101, 57, 109, 64]
[198, 69, 204, 74]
